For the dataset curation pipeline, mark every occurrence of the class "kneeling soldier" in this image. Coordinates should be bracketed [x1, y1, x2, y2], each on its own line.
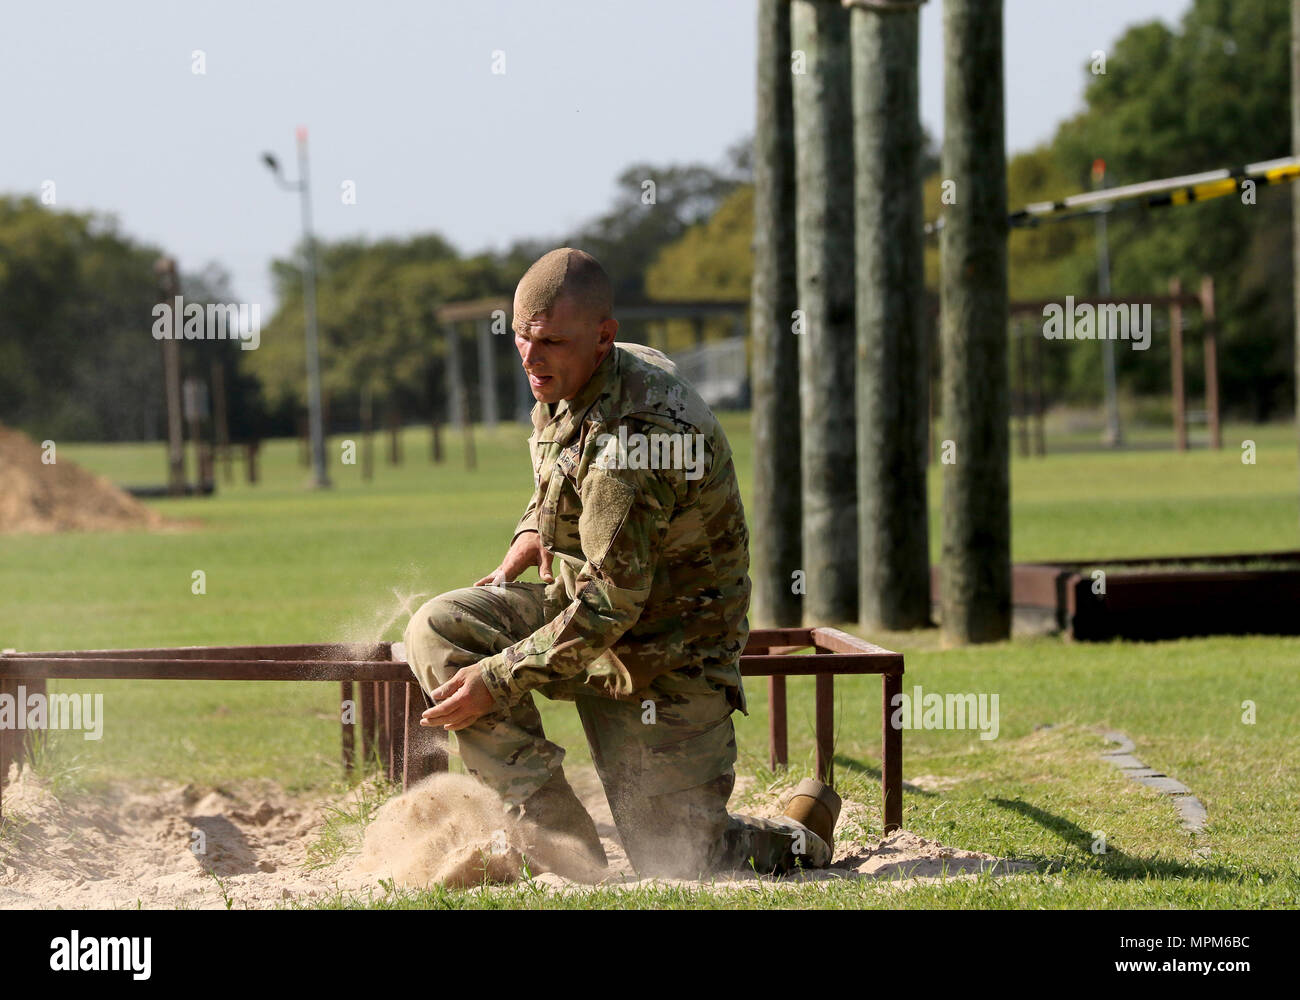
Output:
[405, 248, 833, 879]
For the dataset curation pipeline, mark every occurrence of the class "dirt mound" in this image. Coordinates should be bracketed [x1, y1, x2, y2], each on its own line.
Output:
[0, 766, 360, 909]
[0, 763, 1032, 908]
[0, 425, 165, 533]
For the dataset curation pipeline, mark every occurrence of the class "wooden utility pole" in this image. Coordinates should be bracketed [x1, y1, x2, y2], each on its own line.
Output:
[445, 325, 465, 431]
[210, 360, 232, 484]
[153, 257, 186, 496]
[1016, 323, 1029, 458]
[430, 412, 444, 463]
[1032, 326, 1046, 456]
[750, 0, 802, 628]
[429, 354, 446, 463]
[1200, 276, 1221, 450]
[445, 324, 476, 470]
[791, 0, 858, 624]
[477, 318, 499, 428]
[1170, 277, 1187, 452]
[849, 0, 931, 630]
[387, 404, 402, 465]
[361, 384, 375, 482]
[939, 0, 1011, 644]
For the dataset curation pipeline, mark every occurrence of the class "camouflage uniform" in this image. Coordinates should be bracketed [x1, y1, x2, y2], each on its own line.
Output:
[404, 343, 828, 877]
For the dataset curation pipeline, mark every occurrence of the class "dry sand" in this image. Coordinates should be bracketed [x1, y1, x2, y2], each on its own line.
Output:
[0, 762, 1031, 909]
[0, 425, 166, 534]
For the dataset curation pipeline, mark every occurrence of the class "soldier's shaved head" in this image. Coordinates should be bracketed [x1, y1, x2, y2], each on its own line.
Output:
[512, 248, 619, 404]
[513, 248, 613, 327]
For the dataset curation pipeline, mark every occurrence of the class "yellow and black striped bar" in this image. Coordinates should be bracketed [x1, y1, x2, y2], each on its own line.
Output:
[1009, 156, 1300, 228]
[926, 156, 1300, 234]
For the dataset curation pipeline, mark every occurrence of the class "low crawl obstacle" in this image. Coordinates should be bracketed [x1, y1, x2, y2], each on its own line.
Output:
[0, 629, 903, 831]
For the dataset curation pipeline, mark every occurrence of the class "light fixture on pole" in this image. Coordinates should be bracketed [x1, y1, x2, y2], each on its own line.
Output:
[262, 126, 331, 488]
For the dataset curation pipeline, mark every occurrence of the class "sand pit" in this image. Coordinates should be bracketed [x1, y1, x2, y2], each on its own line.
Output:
[0, 425, 166, 534]
[0, 762, 1032, 909]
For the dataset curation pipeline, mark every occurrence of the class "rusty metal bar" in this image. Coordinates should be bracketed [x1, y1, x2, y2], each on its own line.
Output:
[743, 627, 815, 651]
[0, 636, 907, 834]
[4, 650, 900, 680]
[360, 681, 377, 772]
[741, 653, 902, 675]
[814, 651, 834, 785]
[340, 681, 355, 773]
[386, 682, 405, 782]
[377, 683, 391, 777]
[0, 658, 408, 682]
[24, 677, 47, 767]
[0, 679, 15, 811]
[0, 642, 391, 662]
[402, 684, 416, 790]
[808, 627, 898, 656]
[768, 675, 788, 771]
[883, 670, 903, 832]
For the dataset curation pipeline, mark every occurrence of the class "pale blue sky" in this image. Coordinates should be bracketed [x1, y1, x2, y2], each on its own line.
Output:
[1, 0, 1192, 312]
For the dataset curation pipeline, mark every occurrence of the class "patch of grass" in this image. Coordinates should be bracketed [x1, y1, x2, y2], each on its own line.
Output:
[2, 417, 1298, 908]
[303, 776, 395, 871]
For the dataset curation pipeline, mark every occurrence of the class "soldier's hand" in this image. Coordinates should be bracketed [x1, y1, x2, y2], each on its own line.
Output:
[474, 530, 553, 586]
[421, 664, 496, 732]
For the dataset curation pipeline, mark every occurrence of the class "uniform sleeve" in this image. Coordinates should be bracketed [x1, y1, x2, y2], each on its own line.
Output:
[478, 456, 676, 709]
[511, 487, 541, 541]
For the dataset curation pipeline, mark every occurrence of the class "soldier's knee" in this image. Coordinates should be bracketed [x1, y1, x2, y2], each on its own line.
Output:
[403, 593, 464, 684]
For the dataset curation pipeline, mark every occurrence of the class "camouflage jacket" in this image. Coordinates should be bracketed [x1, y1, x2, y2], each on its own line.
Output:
[477, 343, 751, 714]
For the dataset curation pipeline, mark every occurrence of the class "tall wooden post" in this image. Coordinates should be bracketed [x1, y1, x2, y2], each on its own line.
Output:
[792, 0, 858, 624]
[360, 384, 375, 481]
[386, 404, 402, 465]
[1293, 0, 1300, 523]
[1015, 322, 1029, 458]
[1033, 326, 1046, 457]
[477, 318, 499, 428]
[849, 0, 930, 630]
[154, 257, 186, 495]
[445, 325, 465, 430]
[211, 360, 233, 484]
[939, 0, 1011, 644]
[1170, 278, 1187, 452]
[751, 0, 802, 628]
[1200, 275, 1221, 450]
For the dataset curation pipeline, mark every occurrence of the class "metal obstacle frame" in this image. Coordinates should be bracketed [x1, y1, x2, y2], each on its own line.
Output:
[0, 628, 903, 832]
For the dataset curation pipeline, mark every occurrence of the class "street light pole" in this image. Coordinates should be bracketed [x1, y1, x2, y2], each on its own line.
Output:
[262, 127, 331, 488]
[1094, 159, 1123, 447]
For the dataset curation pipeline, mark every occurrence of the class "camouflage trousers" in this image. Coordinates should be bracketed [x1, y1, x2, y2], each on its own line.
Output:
[403, 581, 828, 878]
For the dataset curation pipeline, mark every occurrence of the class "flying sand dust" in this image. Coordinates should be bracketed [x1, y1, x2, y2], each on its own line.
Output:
[354, 773, 607, 889]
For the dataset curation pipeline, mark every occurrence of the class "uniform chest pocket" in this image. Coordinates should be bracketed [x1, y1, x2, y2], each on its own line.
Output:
[538, 446, 583, 554]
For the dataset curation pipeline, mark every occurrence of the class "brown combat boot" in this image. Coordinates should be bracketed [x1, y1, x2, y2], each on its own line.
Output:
[511, 767, 608, 882]
[781, 778, 841, 864]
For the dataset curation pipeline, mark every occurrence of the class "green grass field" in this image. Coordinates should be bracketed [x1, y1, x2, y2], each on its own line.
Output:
[2, 415, 1298, 908]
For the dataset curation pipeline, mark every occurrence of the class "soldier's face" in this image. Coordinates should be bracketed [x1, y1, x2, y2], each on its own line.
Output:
[513, 294, 617, 404]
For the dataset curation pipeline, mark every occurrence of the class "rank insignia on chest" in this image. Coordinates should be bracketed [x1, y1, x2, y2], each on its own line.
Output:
[557, 444, 581, 478]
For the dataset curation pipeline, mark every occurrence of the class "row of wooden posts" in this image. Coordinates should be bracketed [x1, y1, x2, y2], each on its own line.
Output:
[746, 1, 1223, 643]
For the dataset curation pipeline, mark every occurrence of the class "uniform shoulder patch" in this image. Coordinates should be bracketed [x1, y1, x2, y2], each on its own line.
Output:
[578, 471, 639, 569]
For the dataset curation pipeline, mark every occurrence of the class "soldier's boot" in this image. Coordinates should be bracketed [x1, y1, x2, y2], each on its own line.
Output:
[781, 778, 841, 855]
[510, 766, 608, 882]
